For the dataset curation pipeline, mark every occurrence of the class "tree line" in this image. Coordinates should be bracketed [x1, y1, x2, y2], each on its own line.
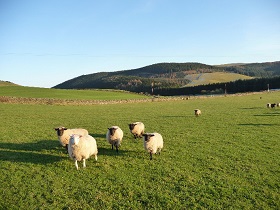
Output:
[151, 76, 280, 96]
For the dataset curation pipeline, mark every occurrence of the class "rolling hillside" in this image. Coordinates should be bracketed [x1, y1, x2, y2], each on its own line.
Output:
[53, 61, 280, 93]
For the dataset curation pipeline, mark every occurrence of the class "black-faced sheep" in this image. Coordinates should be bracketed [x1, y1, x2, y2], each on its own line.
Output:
[143, 132, 163, 160]
[54, 127, 88, 152]
[128, 122, 145, 139]
[106, 126, 123, 153]
[194, 109, 201, 116]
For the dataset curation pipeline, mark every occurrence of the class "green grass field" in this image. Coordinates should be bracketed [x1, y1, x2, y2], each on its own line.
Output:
[185, 72, 252, 86]
[0, 88, 279, 209]
[0, 86, 148, 100]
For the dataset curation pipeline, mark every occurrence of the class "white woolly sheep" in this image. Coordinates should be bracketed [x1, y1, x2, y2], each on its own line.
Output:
[128, 122, 145, 139]
[68, 134, 98, 170]
[194, 109, 201, 116]
[54, 127, 88, 152]
[106, 126, 124, 153]
[143, 132, 163, 160]
[267, 103, 271, 108]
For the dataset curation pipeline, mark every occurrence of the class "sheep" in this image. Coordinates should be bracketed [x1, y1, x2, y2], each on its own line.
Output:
[194, 109, 201, 117]
[106, 126, 124, 153]
[68, 134, 98, 170]
[267, 103, 271, 108]
[271, 103, 276, 108]
[143, 132, 163, 160]
[54, 127, 88, 152]
[277, 103, 280, 107]
[128, 122, 145, 139]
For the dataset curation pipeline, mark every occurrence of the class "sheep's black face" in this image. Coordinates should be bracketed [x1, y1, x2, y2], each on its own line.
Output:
[143, 134, 150, 142]
[128, 124, 135, 130]
[143, 134, 155, 142]
[109, 128, 117, 136]
[55, 127, 67, 136]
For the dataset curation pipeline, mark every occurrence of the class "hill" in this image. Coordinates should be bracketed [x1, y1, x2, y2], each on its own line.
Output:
[0, 80, 19, 86]
[53, 61, 280, 93]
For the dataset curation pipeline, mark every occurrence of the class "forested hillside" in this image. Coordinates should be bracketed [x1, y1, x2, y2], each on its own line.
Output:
[53, 61, 280, 94]
[223, 61, 280, 77]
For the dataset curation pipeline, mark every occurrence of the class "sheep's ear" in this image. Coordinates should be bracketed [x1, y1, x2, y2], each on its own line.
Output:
[64, 128, 68, 130]
[151, 134, 155, 137]
[54, 128, 58, 130]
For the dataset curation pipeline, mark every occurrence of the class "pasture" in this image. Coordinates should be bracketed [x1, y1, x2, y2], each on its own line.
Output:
[0, 90, 279, 209]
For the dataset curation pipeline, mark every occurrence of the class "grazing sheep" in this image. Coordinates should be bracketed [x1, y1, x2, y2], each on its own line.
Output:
[68, 134, 98, 170]
[128, 122, 145, 139]
[267, 103, 271, 108]
[271, 103, 277, 108]
[143, 132, 163, 160]
[194, 109, 201, 116]
[106, 126, 124, 153]
[277, 103, 280, 107]
[54, 127, 88, 151]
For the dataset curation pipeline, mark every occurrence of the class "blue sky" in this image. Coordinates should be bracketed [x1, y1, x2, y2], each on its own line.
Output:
[1, 0, 279, 88]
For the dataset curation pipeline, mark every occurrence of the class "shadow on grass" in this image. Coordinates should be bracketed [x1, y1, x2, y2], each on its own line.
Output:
[238, 123, 279, 126]
[240, 107, 263, 110]
[0, 150, 61, 164]
[89, 133, 106, 139]
[0, 140, 59, 152]
[0, 139, 63, 164]
[254, 112, 280, 117]
[97, 146, 136, 157]
[161, 115, 190, 118]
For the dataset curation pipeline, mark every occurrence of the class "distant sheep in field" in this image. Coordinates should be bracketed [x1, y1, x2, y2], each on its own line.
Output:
[267, 103, 277, 108]
[128, 122, 145, 139]
[106, 126, 124, 153]
[143, 132, 163, 160]
[54, 127, 88, 152]
[277, 103, 280, 107]
[68, 134, 98, 170]
[271, 103, 277, 108]
[194, 109, 201, 116]
[267, 103, 271, 108]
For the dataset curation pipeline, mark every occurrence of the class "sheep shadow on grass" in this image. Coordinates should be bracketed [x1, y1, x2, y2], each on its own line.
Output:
[0, 139, 63, 164]
[0, 139, 59, 152]
[97, 147, 137, 157]
[0, 150, 61, 164]
[89, 133, 106, 139]
[238, 123, 279, 126]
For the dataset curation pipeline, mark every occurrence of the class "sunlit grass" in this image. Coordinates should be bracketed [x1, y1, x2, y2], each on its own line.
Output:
[0, 86, 148, 100]
[0, 91, 279, 209]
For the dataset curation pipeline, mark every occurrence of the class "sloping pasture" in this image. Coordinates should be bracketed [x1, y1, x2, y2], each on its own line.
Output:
[0, 91, 279, 209]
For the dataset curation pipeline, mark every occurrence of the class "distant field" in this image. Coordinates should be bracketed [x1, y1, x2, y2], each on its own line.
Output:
[185, 72, 252, 86]
[0, 86, 149, 100]
[0, 90, 279, 209]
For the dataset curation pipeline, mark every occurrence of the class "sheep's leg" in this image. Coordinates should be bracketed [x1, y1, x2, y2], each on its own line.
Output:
[150, 152, 153, 160]
[116, 145, 119, 153]
[83, 159, 86, 168]
[74, 159, 79, 170]
[111, 145, 114, 150]
[95, 154, 98, 161]
[65, 145, 68, 154]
